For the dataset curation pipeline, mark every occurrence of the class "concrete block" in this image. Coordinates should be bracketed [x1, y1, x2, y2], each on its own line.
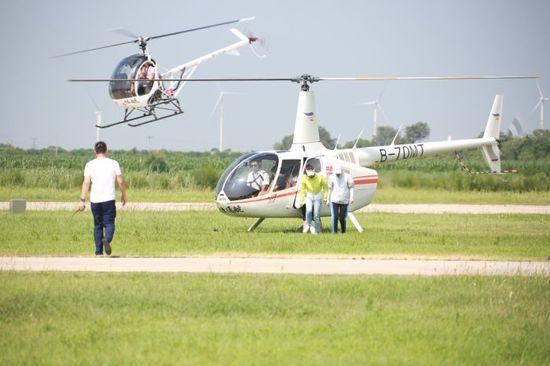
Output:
[9, 199, 26, 214]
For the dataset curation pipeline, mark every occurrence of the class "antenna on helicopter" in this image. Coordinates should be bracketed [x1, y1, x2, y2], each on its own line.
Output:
[390, 124, 404, 146]
[352, 128, 365, 149]
[51, 16, 256, 58]
[334, 134, 341, 150]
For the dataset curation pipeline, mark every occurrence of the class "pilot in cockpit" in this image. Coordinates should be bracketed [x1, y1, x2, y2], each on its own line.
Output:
[137, 63, 156, 95]
[246, 160, 270, 195]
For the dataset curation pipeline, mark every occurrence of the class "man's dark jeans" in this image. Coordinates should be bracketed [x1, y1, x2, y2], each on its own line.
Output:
[90, 200, 116, 255]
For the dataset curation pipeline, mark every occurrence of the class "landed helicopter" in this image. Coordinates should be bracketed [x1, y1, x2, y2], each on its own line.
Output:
[70, 72, 537, 232]
[172, 74, 537, 231]
[56, 17, 261, 127]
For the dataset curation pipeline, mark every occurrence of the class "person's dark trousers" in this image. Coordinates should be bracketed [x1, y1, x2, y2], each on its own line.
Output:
[90, 200, 116, 255]
[331, 202, 348, 233]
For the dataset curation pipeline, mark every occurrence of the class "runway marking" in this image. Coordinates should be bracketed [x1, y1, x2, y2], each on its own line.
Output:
[1, 257, 548, 276]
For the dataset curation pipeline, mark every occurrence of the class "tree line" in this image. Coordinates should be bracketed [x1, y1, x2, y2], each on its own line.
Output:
[273, 122, 431, 150]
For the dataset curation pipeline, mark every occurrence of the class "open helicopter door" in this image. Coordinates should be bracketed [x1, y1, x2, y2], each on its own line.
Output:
[267, 158, 302, 210]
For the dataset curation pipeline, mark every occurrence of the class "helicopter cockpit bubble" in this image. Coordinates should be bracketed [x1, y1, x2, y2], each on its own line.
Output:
[109, 54, 156, 100]
[216, 152, 279, 201]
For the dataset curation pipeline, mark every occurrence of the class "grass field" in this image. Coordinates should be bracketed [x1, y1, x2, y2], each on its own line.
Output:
[0, 272, 548, 365]
[1, 211, 548, 260]
[2, 186, 550, 205]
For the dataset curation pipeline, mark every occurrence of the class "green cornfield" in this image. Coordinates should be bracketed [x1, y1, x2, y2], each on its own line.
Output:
[0, 144, 548, 192]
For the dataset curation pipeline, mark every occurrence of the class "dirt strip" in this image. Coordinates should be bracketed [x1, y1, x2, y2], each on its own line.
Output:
[1, 202, 549, 214]
[1, 257, 548, 276]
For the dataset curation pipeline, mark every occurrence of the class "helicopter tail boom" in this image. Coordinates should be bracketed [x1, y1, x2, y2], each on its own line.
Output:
[355, 95, 503, 173]
[162, 28, 255, 98]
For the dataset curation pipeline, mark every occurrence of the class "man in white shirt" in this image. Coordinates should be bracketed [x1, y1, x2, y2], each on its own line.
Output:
[78, 141, 127, 255]
[327, 164, 354, 233]
[246, 160, 270, 195]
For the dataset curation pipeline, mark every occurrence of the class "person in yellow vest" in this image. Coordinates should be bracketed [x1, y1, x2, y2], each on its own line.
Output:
[298, 163, 328, 234]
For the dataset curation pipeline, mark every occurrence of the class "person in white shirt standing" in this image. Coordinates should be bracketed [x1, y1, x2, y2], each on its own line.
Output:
[78, 141, 127, 255]
[327, 164, 354, 234]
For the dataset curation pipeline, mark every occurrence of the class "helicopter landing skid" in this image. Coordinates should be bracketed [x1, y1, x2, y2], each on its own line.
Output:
[127, 109, 184, 127]
[96, 98, 184, 128]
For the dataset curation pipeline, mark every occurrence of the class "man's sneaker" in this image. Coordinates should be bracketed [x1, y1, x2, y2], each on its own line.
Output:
[302, 223, 309, 233]
[310, 226, 317, 234]
[95, 253, 103, 256]
[103, 239, 112, 255]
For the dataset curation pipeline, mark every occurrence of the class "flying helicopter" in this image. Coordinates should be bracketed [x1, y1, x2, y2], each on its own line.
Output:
[69, 72, 538, 232]
[54, 17, 261, 128]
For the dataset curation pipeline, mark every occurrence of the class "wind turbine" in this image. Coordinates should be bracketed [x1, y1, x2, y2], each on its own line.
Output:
[532, 81, 549, 129]
[89, 95, 103, 142]
[209, 91, 241, 151]
[359, 85, 390, 139]
[94, 111, 103, 142]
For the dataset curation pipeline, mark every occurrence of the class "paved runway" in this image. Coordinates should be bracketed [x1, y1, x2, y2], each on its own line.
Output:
[1, 256, 548, 276]
[1, 202, 549, 214]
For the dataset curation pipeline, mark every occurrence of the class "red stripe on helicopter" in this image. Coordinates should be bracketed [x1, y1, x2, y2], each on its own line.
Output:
[226, 175, 378, 205]
[353, 174, 378, 185]
[354, 178, 378, 185]
[226, 189, 298, 205]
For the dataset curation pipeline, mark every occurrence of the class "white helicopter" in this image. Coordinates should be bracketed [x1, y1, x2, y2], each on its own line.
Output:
[70, 65, 537, 232]
[158, 74, 534, 232]
[57, 17, 261, 127]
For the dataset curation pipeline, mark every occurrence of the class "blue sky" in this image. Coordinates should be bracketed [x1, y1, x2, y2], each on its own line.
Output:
[1, 0, 548, 151]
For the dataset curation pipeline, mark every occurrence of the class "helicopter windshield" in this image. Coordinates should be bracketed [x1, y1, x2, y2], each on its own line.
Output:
[109, 54, 149, 100]
[219, 153, 279, 201]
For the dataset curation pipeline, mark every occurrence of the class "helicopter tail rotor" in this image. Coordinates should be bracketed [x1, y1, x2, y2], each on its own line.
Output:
[244, 29, 269, 58]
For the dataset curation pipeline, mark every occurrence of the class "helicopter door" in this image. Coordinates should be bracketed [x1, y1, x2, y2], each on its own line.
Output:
[272, 159, 302, 193]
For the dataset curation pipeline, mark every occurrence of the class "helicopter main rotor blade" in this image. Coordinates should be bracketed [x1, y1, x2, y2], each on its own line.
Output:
[67, 74, 539, 83]
[51, 40, 138, 59]
[319, 75, 539, 81]
[110, 27, 140, 39]
[148, 16, 255, 41]
[68, 77, 295, 82]
[51, 16, 255, 59]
